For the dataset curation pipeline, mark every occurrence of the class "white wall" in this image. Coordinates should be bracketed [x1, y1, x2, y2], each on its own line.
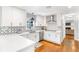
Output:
[75, 15, 79, 41]
[62, 15, 65, 40]
[0, 7, 2, 26]
[1, 7, 26, 26]
[56, 13, 62, 27]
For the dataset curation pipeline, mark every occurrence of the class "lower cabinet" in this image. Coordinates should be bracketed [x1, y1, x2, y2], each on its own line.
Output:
[44, 31, 61, 44]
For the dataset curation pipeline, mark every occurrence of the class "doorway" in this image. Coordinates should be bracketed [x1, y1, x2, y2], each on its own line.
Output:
[62, 15, 77, 51]
[63, 14, 75, 40]
[65, 20, 74, 40]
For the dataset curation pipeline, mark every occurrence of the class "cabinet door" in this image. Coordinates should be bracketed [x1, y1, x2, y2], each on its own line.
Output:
[55, 34, 61, 44]
[44, 31, 61, 44]
[44, 31, 56, 42]
[44, 32, 49, 40]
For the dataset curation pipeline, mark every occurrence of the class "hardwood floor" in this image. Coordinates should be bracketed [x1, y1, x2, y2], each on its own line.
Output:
[35, 35, 79, 52]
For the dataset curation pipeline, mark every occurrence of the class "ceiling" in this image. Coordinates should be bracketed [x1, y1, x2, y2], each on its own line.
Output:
[17, 6, 79, 16]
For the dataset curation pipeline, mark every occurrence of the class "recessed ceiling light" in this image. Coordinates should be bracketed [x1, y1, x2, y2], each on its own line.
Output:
[68, 6, 72, 8]
[46, 6, 52, 8]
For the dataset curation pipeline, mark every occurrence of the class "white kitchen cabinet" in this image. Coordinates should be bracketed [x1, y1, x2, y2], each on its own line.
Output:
[1, 7, 26, 26]
[44, 31, 61, 44]
[35, 15, 46, 26]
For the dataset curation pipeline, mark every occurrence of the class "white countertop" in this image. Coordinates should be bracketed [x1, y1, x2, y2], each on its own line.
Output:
[0, 34, 35, 52]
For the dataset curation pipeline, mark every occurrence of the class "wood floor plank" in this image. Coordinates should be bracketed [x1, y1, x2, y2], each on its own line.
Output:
[35, 35, 79, 52]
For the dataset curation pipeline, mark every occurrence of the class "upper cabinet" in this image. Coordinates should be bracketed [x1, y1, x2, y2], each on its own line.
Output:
[1, 7, 26, 26]
[35, 15, 46, 26]
[34, 13, 62, 30]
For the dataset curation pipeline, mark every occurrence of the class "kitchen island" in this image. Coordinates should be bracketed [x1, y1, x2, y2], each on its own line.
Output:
[44, 30, 62, 45]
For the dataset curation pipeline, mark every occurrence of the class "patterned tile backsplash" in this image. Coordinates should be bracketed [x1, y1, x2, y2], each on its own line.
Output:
[0, 26, 26, 34]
